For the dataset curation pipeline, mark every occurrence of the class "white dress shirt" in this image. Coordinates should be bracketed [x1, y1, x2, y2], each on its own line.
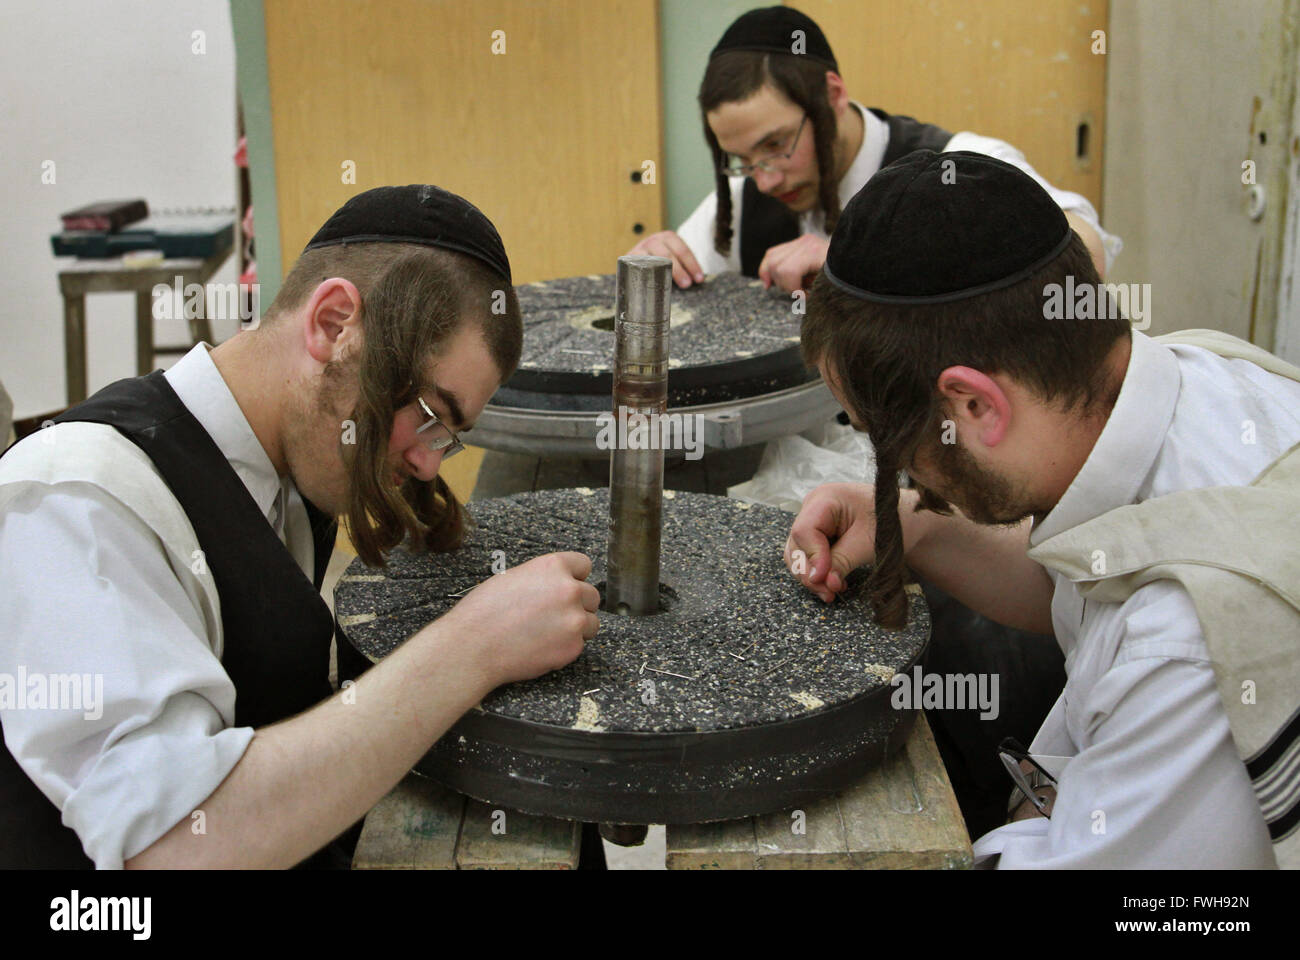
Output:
[971, 331, 1300, 868]
[0, 344, 314, 868]
[676, 102, 1121, 276]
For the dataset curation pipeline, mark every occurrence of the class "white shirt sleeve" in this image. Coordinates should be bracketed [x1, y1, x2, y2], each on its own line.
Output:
[946, 131, 1122, 275]
[675, 180, 745, 276]
[0, 481, 253, 869]
[972, 583, 1275, 868]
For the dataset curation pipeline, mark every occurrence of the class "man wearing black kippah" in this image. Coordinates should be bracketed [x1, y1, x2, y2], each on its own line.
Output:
[628, 5, 1116, 293]
[0, 185, 600, 868]
[642, 6, 1090, 845]
[788, 151, 1300, 867]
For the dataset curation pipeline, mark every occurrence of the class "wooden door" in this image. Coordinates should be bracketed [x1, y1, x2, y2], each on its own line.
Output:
[263, 0, 664, 285]
[793, 0, 1108, 212]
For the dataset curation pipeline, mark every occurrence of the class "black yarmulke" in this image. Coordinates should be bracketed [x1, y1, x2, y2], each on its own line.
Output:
[823, 151, 1073, 304]
[710, 6, 837, 70]
[304, 184, 511, 283]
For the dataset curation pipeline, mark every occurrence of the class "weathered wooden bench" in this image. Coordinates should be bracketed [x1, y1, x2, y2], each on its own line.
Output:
[352, 713, 972, 870]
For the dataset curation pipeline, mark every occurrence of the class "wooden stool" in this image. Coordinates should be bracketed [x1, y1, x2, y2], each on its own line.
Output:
[352, 713, 971, 870]
[57, 248, 232, 404]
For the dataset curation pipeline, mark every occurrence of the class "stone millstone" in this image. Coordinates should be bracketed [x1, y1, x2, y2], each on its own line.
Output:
[335, 488, 930, 824]
[495, 272, 819, 410]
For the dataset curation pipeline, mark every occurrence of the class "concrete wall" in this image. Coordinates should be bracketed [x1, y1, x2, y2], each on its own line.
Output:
[0, 0, 238, 418]
[1103, 0, 1299, 350]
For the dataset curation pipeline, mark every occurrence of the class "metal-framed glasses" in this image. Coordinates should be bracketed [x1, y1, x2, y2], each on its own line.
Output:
[998, 737, 1057, 819]
[719, 114, 809, 178]
[415, 395, 464, 459]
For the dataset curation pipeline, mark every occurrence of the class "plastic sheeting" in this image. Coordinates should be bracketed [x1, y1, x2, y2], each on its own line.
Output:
[728, 417, 877, 514]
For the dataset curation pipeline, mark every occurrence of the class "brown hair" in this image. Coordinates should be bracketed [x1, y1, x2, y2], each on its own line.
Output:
[265, 242, 521, 566]
[699, 50, 841, 257]
[801, 233, 1129, 627]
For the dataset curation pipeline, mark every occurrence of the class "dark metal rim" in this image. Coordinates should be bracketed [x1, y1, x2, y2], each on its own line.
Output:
[503, 342, 811, 397]
[434, 646, 927, 766]
[417, 709, 920, 824]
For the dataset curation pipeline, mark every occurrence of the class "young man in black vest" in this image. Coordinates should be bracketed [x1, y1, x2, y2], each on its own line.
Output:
[629, 6, 1114, 293]
[0, 185, 600, 868]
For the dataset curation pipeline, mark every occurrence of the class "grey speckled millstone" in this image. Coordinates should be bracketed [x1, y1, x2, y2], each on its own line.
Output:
[335, 488, 930, 824]
[496, 272, 819, 410]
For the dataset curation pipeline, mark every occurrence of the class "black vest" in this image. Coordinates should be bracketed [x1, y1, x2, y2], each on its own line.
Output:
[738, 107, 954, 277]
[0, 371, 337, 868]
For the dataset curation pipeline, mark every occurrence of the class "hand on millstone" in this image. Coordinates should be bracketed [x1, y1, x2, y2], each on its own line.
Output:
[440, 551, 601, 685]
[625, 229, 705, 288]
[758, 233, 830, 293]
[785, 482, 883, 603]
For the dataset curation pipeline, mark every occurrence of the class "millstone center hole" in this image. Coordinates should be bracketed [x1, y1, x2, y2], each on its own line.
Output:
[589, 314, 617, 332]
[594, 580, 678, 615]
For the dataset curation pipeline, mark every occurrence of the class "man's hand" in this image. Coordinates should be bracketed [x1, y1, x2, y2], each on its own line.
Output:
[445, 551, 599, 686]
[785, 483, 889, 603]
[626, 230, 705, 288]
[758, 234, 829, 293]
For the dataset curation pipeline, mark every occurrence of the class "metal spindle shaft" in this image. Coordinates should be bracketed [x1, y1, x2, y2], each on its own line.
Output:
[606, 255, 671, 616]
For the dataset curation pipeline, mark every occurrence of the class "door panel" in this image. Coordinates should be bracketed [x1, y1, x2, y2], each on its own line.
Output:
[793, 0, 1108, 212]
[264, 0, 664, 285]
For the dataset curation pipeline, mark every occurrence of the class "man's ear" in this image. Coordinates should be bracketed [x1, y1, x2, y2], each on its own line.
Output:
[301, 278, 363, 365]
[935, 366, 1012, 447]
[825, 71, 850, 115]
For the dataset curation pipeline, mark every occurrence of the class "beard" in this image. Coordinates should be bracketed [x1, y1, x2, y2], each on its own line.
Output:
[281, 359, 359, 516]
[912, 437, 1038, 528]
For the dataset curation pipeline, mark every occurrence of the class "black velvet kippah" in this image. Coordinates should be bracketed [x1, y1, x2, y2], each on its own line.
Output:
[304, 184, 511, 283]
[823, 151, 1072, 303]
[709, 6, 837, 70]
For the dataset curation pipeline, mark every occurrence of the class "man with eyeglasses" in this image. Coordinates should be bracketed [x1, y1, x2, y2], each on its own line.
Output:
[629, 6, 1117, 293]
[629, 7, 1121, 844]
[0, 185, 600, 869]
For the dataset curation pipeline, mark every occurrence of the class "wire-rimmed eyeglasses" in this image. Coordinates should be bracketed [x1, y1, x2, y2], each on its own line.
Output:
[415, 395, 464, 460]
[719, 114, 809, 178]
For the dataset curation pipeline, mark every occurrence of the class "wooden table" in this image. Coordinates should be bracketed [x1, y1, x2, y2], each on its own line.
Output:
[57, 249, 232, 404]
[352, 713, 972, 870]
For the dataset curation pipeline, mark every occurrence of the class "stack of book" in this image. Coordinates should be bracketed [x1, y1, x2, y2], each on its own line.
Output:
[52, 199, 234, 260]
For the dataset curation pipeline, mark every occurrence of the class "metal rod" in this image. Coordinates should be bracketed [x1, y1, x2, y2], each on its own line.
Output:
[606, 255, 671, 616]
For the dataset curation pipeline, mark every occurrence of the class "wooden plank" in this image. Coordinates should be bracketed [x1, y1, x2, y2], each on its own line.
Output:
[665, 715, 972, 870]
[62, 294, 87, 404]
[753, 792, 851, 870]
[839, 714, 973, 870]
[455, 800, 581, 870]
[664, 817, 758, 870]
[352, 774, 466, 870]
[134, 291, 154, 376]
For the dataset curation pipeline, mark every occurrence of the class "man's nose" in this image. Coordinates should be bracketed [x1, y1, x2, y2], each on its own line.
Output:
[404, 443, 444, 482]
[753, 167, 784, 194]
